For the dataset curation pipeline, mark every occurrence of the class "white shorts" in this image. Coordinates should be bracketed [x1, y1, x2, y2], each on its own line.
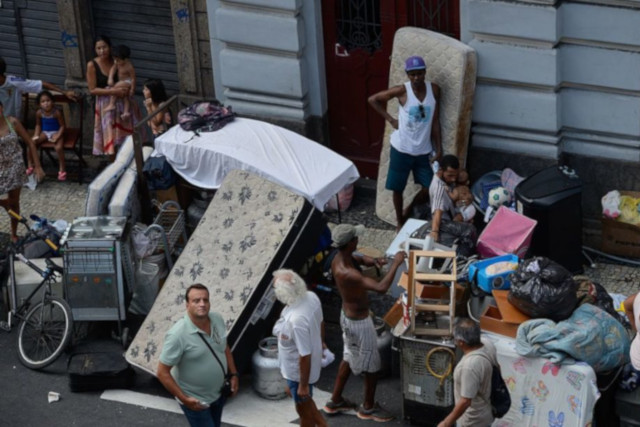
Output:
[43, 130, 57, 140]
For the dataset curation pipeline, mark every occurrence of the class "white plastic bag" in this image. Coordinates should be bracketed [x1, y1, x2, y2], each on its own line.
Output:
[129, 261, 160, 316]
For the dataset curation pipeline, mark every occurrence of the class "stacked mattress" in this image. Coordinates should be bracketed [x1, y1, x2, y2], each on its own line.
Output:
[126, 170, 324, 374]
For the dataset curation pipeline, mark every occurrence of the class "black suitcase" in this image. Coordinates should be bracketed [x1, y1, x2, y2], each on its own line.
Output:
[68, 340, 135, 392]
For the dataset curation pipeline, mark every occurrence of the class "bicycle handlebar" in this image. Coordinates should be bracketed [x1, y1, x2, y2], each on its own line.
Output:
[7, 210, 59, 252]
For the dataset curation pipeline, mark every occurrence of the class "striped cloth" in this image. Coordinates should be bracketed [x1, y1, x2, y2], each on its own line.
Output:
[340, 312, 381, 375]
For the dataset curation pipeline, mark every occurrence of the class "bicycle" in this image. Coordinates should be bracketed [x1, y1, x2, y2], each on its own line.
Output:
[0, 210, 73, 369]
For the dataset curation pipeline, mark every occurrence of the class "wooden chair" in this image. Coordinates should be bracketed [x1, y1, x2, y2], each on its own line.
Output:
[22, 92, 85, 184]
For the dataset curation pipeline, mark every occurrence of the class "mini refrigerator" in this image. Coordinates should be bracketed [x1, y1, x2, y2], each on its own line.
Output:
[515, 165, 583, 273]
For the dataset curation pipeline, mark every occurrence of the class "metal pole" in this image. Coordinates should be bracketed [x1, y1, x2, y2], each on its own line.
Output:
[134, 94, 178, 224]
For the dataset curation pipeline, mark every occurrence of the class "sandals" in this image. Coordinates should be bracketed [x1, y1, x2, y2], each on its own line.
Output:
[26, 167, 34, 176]
[58, 171, 67, 181]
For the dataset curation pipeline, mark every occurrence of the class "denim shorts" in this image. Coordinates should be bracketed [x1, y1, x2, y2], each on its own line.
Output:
[286, 379, 314, 404]
[385, 146, 433, 192]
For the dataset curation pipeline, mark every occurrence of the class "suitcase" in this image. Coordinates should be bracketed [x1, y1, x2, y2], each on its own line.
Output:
[68, 340, 135, 392]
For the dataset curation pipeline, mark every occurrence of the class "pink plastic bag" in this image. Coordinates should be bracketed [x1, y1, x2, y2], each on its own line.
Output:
[477, 206, 537, 258]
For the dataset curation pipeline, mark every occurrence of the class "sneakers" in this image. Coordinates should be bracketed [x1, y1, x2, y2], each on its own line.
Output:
[323, 398, 357, 414]
[357, 402, 394, 422]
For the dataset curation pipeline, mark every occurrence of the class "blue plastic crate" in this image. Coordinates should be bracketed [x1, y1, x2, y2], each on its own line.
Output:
[468, 254, 519, 293]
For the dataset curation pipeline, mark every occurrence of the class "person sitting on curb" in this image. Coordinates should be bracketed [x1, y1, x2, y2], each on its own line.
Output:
[323, 223, 406, 422]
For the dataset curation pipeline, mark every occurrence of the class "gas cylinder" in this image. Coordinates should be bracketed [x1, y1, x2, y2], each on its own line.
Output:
[251, 337, 287, 400]
[374, 316, 392, 378]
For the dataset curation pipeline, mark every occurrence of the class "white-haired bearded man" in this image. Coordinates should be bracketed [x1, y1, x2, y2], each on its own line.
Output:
[272, 269, 328, 427]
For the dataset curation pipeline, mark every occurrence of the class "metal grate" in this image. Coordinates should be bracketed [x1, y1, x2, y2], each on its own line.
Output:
[407, 0, 459, 39]
[64, 250, 115, 275]
[336, 0, 382, 53]
[400, 336, 455, 407]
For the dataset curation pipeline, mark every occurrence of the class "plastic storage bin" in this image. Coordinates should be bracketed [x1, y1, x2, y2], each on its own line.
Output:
[515, 165, 583, 273]
[468, 254, 519, 293]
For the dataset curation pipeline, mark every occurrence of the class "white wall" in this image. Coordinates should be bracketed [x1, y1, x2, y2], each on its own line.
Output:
[461, 0, 640, 162]
[206, 0, 326, 122]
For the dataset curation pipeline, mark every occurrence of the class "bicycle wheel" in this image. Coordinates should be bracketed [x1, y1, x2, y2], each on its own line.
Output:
[17, 296, 73, 369]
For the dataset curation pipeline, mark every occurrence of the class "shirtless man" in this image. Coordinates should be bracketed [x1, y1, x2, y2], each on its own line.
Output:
[323, 224, 406, 422]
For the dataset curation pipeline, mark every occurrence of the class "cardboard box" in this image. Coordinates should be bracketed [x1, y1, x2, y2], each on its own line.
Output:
[383, 299, 403, 328]
[601, 191, 640, 258]
[480, 305, 519, 338]
[397, 271, 464, 301]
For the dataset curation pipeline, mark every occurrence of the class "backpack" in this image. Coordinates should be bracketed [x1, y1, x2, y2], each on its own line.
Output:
[177, 100, 235, 133]
[476, 353, 511, 419]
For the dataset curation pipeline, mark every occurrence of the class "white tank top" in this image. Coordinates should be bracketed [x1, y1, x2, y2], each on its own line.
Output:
[390, 81, 436, 155]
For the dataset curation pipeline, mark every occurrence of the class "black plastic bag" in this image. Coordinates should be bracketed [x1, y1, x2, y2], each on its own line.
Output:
[507, 256, 577, 321]
[411, 219, 477, 257]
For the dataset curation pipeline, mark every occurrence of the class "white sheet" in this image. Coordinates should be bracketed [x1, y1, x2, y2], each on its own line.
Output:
[152, 118, 360, 211]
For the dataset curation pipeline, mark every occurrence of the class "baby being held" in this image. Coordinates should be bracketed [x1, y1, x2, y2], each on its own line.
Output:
[104, 44, 135, 120]
[449, 170, 476, 222]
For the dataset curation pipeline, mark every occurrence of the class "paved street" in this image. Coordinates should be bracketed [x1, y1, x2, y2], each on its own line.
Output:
[0, 174, 639, 426]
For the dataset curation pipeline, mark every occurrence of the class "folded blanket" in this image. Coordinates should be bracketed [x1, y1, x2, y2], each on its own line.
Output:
[516, 303, 630, 372]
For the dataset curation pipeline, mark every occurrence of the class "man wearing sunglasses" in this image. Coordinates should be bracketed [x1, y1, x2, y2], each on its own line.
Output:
[369, 55, 442, 232]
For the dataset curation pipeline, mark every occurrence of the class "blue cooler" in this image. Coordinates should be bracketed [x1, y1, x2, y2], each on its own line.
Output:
[468, 254, 519, 293]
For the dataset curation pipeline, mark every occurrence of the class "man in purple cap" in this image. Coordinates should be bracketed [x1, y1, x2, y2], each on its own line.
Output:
[368, 55, 442, 232]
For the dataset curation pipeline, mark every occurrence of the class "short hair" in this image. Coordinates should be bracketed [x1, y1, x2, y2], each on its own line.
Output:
[112, 45, 131, 60]
[0, 57, 5, 75]
[185, 283, 208, 302]
[36, 90, 54, 105]
[94, 35, 112, 48]
[440, 154, 460, 172]
[453, 318, 481, 346]
[144, 78, 168, 104]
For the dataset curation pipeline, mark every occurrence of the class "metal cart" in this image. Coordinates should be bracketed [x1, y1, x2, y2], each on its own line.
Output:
[62, 217, 130, 326]
[143, 201, 187, 270]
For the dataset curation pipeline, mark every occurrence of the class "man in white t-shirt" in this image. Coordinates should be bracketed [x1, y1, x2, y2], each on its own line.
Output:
[272, 269, 327, 426]
[439, 318, 497, 427]
[0, 57, 76, 117]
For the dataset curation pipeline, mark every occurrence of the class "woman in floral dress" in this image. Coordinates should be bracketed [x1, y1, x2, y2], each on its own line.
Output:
[0, 100, 45, 241]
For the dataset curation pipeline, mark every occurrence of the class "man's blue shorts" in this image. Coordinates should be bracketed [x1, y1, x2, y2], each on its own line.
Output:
[385, 146, 434, 192]
[286, 379, 314, 404]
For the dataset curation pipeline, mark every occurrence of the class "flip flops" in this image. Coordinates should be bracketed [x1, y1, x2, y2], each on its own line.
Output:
[58, 171, 67, 181]
[25, 167, 34, 176]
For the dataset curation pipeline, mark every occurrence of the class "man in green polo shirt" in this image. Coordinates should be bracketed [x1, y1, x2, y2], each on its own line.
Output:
[157, 283, 239, 427]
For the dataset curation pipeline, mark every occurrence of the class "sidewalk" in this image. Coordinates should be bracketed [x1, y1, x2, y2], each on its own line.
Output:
[2, 176, 639, 294]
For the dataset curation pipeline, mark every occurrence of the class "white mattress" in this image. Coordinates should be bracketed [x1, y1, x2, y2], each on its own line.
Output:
[126, 170, 323, 375]
[84, 136, 136, 216]
[152, 118, 359, 211]
[108, 146, 153, 221]
[375, 28, 477, 226]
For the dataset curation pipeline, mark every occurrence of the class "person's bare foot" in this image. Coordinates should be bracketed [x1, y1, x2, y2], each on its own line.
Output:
[104, 104, 116, 112]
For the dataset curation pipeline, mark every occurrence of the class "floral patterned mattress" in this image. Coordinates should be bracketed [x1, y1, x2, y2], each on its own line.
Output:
[126, 170, 324, 374]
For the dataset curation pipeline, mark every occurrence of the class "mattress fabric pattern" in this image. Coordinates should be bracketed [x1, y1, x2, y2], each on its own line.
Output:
[375, 27, 477, 226]
[126, 170, 314, 374]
